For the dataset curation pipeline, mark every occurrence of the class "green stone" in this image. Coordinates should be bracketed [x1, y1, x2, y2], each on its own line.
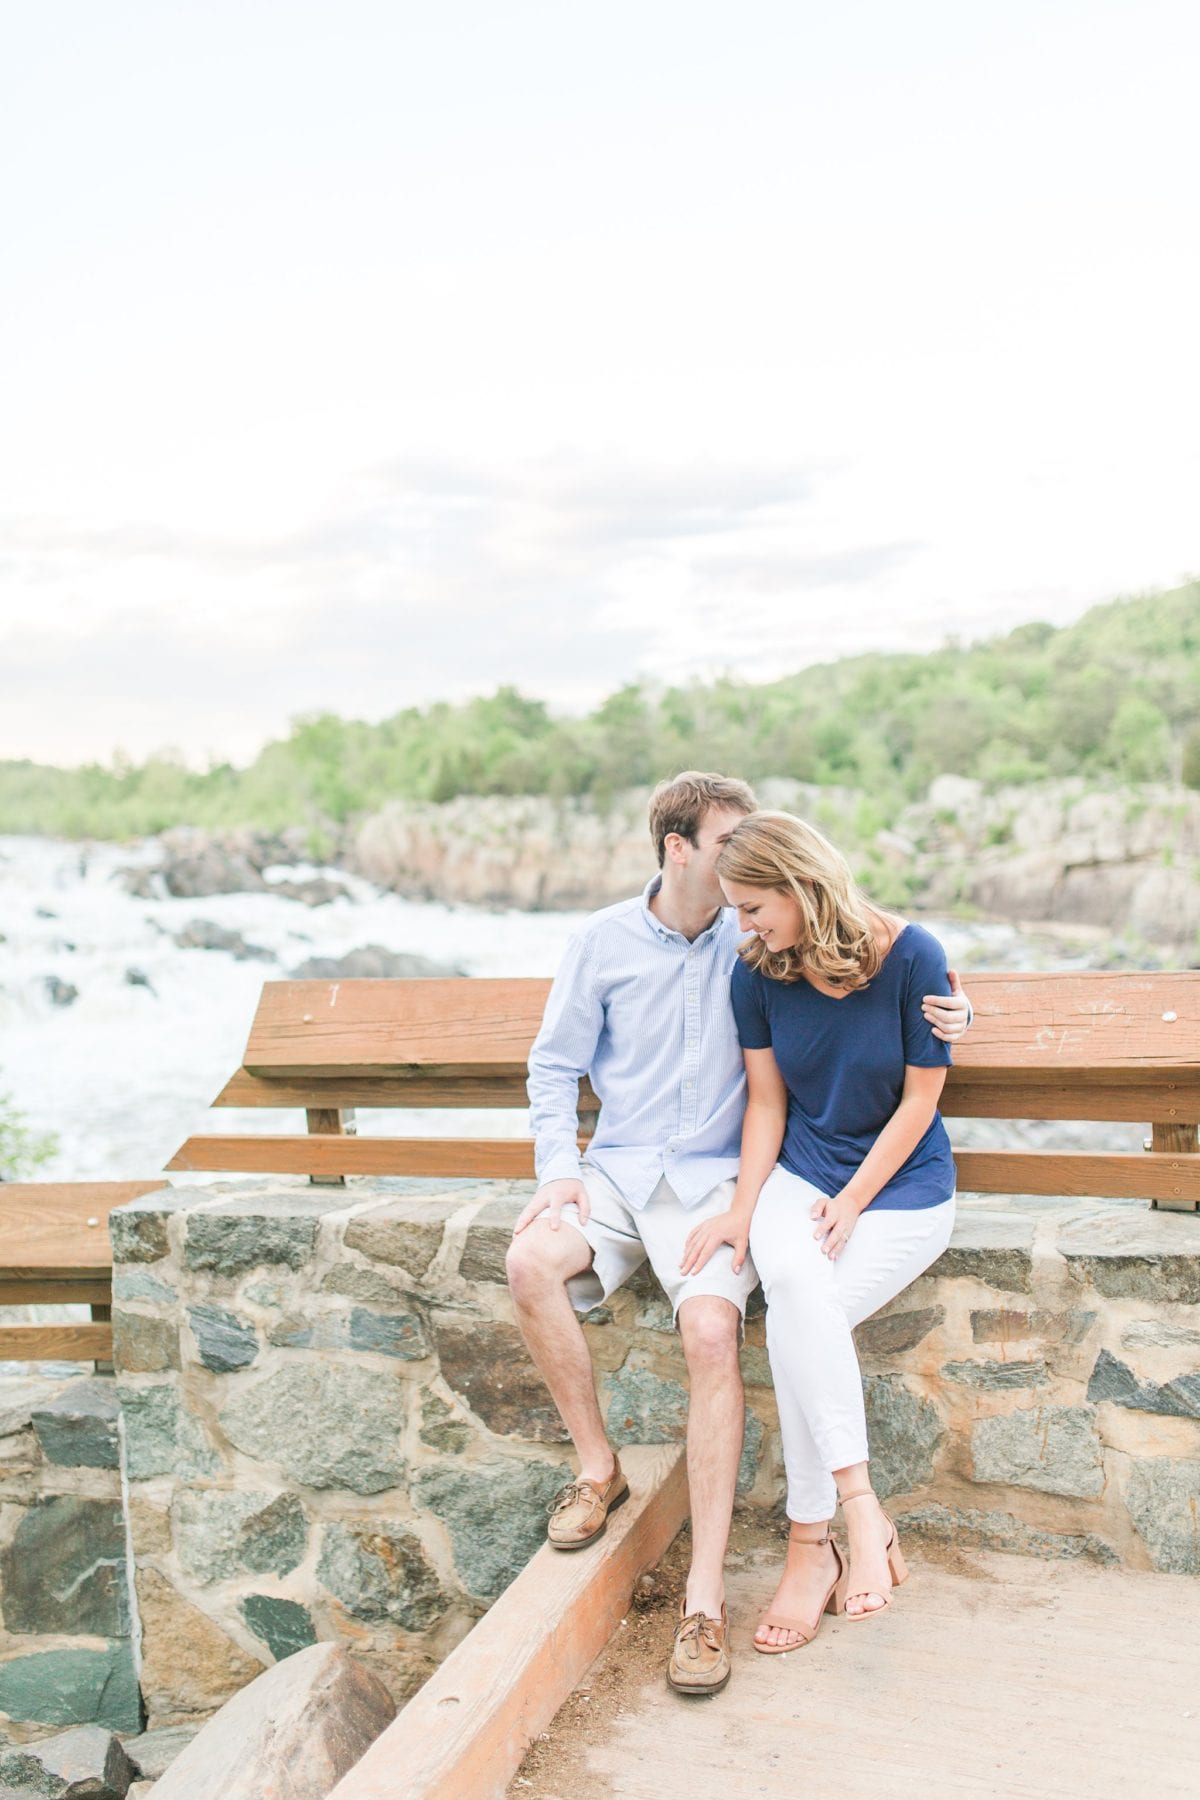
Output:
[343, 1199, 456, 1278]
[897, 1502, 1118, 1566]
[1125, 1457, 1200, 1574]
[347, 1306, 428, 1360]
[862, 1376, 944, 1499]
[118, 1385, 218, 1480]
[317, 1520, 448, 1628]
[414, 1458, 572, 1599]
[239, 1594, 318, 1662]
[1086, 1348, 1200, 1419]
[31, 1378, 120, 1470]
[418, 1393, 471, 1454]
[970, 1404, 1103, 1498]
[458, 1196, 522, 1283]
[108, 1202, 172, 1264]
[0, 1644, 141, 1732]
[941, 1359, 1049, 1390]
[0, 1497, 128, 1635]
[736, 1409, 764, 1495]
[188, 1303, 259, 1373]
[112, 1268, 176, 1305]
[184, 1214, 318, 1274]
[321, 1264, 407, 1304]
[855, 1306, 944, 1357]
[173, 1490, 307, 1584]
[604, 1367, 688, 1445]
[220, 1363, 407, 1494]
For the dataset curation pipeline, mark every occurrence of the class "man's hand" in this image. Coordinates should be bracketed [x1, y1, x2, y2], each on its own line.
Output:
[922, 968, 972, 1042]
[680, 1209, 752, 1277]
[512, 1177, 590, 1236]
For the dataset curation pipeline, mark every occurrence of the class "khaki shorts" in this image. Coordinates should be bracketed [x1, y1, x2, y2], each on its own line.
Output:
[546, 1162, 760, 1324]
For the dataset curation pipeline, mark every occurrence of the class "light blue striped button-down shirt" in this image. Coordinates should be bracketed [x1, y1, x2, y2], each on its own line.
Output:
[527, 875, 746, 1210]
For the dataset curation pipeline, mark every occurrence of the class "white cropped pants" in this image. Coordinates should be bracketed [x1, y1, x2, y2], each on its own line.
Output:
[749, 1164, 956, 1523]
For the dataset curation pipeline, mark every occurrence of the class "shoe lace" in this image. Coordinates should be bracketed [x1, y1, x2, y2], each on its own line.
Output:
[548, 1481, 592, 1516]
[677, 1610, 722, 1652]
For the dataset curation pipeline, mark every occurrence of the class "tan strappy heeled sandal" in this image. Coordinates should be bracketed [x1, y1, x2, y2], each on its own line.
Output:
[753, 1525, 849, 1655]
[840, 1487, 908, 1620]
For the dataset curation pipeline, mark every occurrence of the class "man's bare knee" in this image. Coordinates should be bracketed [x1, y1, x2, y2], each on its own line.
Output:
[678, 1294, 741, 1369]
[506, 1220, 593, 1298]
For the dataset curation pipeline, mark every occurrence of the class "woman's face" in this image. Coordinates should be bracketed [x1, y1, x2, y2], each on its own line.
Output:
[720, 879, 804, 951]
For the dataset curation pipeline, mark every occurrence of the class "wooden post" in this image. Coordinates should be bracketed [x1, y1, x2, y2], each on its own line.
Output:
[305, 1108, 356, 1187]
[91, 1300, 113, 1374]
[1149, 1121, 1200, 1212]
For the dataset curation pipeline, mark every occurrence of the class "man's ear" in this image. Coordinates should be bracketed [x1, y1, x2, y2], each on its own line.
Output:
[663, 831, 690, 866]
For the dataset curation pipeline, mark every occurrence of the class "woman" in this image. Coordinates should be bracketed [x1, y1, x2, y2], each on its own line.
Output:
[681, 810, 957, 1650]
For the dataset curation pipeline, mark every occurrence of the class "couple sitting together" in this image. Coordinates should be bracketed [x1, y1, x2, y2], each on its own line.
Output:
[506, 771, 970, 1694]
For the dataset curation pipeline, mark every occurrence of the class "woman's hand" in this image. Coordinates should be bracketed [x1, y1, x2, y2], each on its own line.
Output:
[810, 1187, 864, 1260]
[680, 1209, 752, 1276]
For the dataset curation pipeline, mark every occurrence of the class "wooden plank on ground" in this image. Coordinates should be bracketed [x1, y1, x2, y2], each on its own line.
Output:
[327, 1443, 688, 1800]
[0, 1324, 113, 1360]
[167, 1135, 544, 1178]
[0, 1182, 168, 1274]
[243, 979, 553, 1078]
[954, 1148, 1200, 1203]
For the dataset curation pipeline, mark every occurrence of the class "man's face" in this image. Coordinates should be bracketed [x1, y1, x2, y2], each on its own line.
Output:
[686, 805, 753, 906]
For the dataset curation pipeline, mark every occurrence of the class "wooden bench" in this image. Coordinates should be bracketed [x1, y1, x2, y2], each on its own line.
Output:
[167, 971, 1200, 1210]
[0, 1180, 167, 1363]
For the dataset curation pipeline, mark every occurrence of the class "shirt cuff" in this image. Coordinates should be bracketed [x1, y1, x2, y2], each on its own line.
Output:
[536, 1148, 584, 1187]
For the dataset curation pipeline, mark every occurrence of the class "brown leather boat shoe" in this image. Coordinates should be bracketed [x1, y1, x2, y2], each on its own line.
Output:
[667, 1601, 731, 1695]
[546, 1456, 629, 1550]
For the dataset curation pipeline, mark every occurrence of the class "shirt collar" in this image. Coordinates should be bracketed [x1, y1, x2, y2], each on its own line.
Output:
[641, 874, 730, 947]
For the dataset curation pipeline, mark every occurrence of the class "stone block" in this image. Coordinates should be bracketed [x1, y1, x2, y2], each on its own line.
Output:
[0, 1722, 137, 1798]
[184, 1212, 319, 1275]
[941, 1359, 1049, 1390]
[0, 1377, 66, 1440]
[605, 1367, 688, 1446]
[112, 1268, 176, 1305]
[346, 1306, 428, 1360]
[1086, 1348, 1200, 1419]
[321, 1265, 408, 1304]
[1124, 1457, 1200, 1574]
[143, 1643, 394, 1800]
[0, 1497, 128, 1635]
[31, 1378, 120, 1469]
[970, 1308, 1097, 1346]
[317, 1521, 448, 1629]
[458, 1196, 522, 1283]
[136, 1568, 264, 1718]
[435, 1322, 568, 1441]
[736, 1409, 764, 1496]
[896, 1502, 1118, 1566]
[0, 1644, 141, 1732]
[344, 1199, 459, 1279]
[111, 1311, 180, 1374]
[220, 1364, 407, 1494]
[862, 1376, 944, 1498]
[240, 1595, 318, 1662]
[413, 1457, 572, 1600]
[124, 1723, 202, 1781]
[418, 1393, 471, 1454]
[172, 1490, 307, 1584]
[971, 1405, 1104, 1498]
[188, 1303, 260, 1373]
[128, 1499, 172, 1555]
[1121, 1319, 1200, 1350]
[118, 1387, 218, 1481]
[108, 1199, 174, 1265]
[1058, 1207, 1200, 1304]
[855, 1306, 944, 1357]
[930, 1209, 1034, 1294]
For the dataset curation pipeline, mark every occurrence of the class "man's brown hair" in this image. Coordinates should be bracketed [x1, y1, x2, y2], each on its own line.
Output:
[647, 771, 759, 866]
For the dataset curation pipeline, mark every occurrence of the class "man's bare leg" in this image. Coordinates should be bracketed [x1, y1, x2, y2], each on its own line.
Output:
[506, 1221, 615, 1482]
[677, 1294, 744, 1618]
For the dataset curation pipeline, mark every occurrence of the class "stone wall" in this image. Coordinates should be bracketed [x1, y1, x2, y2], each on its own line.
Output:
[98, 1182, 1200, 1730]
[0, 1374, 140, 1737]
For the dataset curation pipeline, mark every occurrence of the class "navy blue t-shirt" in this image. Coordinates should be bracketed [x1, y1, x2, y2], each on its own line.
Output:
[730, 923, 956, 1211]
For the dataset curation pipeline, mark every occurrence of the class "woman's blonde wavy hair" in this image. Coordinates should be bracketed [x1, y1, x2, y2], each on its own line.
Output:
[716, 810, 886, 990]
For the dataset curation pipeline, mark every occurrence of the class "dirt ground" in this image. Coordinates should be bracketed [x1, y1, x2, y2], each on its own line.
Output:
[509, 1514, 1200, 1800]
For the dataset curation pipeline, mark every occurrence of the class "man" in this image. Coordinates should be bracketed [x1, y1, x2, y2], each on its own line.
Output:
[506, 772, 970, 1694]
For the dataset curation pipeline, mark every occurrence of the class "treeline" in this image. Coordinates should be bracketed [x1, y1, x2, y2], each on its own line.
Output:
[3, 583, 1197, 842]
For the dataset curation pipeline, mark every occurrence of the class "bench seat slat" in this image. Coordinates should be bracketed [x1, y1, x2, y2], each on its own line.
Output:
[168, 1134, 545, 1179]
[0, 1182, 168, 1271]
[954, 1149, 1200, 1203]
[0, 1324, 113, 1359]
[0, 1279, 112, 1305]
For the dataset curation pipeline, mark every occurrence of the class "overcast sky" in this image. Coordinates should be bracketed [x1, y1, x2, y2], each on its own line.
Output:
[2, 1, 1197, 768]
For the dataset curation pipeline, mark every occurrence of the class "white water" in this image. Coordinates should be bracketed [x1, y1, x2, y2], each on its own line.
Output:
[0, 835, 1116, 1184]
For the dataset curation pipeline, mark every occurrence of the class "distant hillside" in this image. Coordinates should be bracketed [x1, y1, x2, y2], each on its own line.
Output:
[3, 581, 1197, 841]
